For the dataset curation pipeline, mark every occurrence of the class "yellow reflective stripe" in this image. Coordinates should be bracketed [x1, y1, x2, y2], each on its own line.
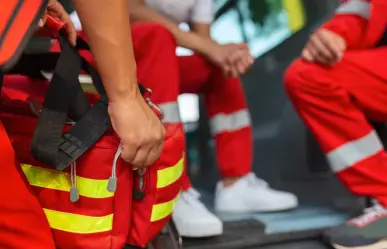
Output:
[44, 208, 113, 234]
[151, 193, 180, 222]
[282, 0, 306, 33]
[157, 156, 184, 188]
[21, 164, 114, 199]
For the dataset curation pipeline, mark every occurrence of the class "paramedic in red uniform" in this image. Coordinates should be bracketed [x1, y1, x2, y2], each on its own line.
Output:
[126, 0, 299, 238]
[0, 0, 164, 248]
[284, 0, 387, 248]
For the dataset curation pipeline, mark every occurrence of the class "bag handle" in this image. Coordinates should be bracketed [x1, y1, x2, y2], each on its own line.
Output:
[29, 29, 110, 170]
[2, 16, 147, 170]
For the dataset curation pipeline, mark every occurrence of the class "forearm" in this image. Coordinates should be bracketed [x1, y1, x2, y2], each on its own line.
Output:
[129, 5, 216, 54]
[73, 0, 139, 101]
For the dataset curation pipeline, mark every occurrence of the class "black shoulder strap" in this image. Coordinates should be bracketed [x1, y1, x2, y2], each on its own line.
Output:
[1, 34, 146, 170]
[30, 32, 111, 170]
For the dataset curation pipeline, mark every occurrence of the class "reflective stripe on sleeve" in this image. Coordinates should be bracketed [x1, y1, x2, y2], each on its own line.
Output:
[335, 0, 371, 19]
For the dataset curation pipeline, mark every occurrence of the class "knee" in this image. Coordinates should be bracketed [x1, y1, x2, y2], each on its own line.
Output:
[283, 58, 328, 99]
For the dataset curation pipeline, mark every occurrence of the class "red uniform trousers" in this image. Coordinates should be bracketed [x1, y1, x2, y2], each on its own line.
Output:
[285, 47, 387, 206]
[51, 23, 253, 190]
[0, 123, 55, 248]
[131, 24, 253, 190]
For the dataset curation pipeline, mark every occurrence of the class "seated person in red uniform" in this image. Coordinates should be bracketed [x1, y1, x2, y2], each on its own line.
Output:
[284, 0, 387, 248]
[127, 0, 299, 238]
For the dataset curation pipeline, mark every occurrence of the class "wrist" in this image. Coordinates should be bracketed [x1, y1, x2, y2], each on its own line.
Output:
[106, 79, 140, 104]
[195, 37, 218, 56]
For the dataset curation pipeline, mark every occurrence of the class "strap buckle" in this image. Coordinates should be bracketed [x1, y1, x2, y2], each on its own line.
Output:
[143, 88, 163, 120]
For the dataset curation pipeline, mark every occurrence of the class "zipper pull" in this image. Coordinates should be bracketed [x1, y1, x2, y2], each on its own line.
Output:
[133, 168, 146, 201]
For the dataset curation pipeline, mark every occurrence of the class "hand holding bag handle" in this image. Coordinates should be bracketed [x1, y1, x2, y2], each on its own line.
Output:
[30, 15, 150, 170]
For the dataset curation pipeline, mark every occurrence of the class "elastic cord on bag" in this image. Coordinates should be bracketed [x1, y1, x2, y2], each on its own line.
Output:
[108, 144, 123, 193]
[70, 162, 79, 202]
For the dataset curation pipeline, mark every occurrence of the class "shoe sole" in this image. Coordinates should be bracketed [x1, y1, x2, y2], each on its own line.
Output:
[333, 240, 387, 249]
[215, 201, 299, 213]
[177, 224, 223, 238]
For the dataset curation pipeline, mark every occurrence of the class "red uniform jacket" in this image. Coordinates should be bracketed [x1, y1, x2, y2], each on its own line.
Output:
[321, 0, 387, 49]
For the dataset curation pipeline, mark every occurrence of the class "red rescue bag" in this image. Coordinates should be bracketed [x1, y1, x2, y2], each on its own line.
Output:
[0, 29, 183, 248]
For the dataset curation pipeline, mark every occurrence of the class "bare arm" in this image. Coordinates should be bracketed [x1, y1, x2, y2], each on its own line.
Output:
[128, 0, 216, 54]
[190, 23, 211, 39]
[73, 0, 139, 102]
[73, 0, 165, 167]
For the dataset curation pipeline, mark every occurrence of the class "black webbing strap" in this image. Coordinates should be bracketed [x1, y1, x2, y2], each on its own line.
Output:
[1, 34, 146, 170]
[31, 32, 111, 170]
[4, 52, 91, 122]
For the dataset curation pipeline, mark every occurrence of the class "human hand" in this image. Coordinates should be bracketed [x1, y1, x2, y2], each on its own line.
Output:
[108, 93, 165, 168]
[302, 28, 346, 65]
[205, 43, 253, 77]
[226, 47, 254, 77]
[36, 0, 77, 46]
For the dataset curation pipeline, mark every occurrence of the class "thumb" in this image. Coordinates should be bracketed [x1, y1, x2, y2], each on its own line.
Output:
[37, 10, 47, 27]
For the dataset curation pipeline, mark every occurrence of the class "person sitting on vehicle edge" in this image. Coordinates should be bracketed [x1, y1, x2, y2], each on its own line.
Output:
[284, 0, 387, 248]
[128, 0, 299, 238]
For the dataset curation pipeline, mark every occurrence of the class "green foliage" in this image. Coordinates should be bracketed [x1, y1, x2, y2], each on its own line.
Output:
[248, 0, 283, 26]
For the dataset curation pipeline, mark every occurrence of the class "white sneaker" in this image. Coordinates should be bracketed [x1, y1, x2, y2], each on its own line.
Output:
[172, 188, 223, 238]
[214, 173, 299, 213]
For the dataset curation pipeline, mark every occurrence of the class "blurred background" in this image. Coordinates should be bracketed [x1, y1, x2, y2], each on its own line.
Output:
[178, 0, 367, 236]
[27, 0, 365, 239]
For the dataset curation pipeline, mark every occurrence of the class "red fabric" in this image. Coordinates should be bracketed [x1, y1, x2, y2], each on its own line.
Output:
[321, 0, 387, 49]
[130, 23, 253, 190]
[51, 23, 185, 247]
[321, 15, 368, 50]
[284, 47, 387, 206]
[178, 55, 252, 189]
[0, 76, 133, 249]
[51, 23, 253, 190]
[0, 121, 56, 249]
[128, 123, 184, 247]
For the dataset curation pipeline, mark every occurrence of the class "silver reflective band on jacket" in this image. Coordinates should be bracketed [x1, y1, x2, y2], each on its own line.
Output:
[335, 0, 371, 19]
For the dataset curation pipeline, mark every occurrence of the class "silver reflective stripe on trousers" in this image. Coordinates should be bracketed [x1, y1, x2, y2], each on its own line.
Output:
[158, 102, 181, 123]
[335, 0, 371, 19]
[210, 109, 251, 136]
[327, 130, 383, 173]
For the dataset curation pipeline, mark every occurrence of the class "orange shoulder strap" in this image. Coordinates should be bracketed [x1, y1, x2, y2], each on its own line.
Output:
[0, 0, 48, 71]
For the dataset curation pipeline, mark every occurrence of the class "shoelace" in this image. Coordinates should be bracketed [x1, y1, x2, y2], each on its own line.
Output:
[350, 202, 387, 226]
